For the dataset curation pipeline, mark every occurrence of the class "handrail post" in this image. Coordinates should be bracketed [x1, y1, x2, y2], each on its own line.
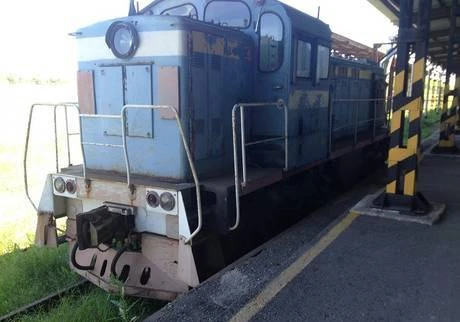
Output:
[240, 105, 247, 187]
[373, 99, 377, 140]
[24, 103, 80, 212]
[231, 104, 241, 231]
[230, 100, 287, 232]
[64, 106, 71, 166]
[120, 107, 132, 190]
[283, 100, 289, 171]
[120, 105, 202, 244]
[53, 105, 59, 172]
[24, 104, 39, 212]
[354, 104, 359, 146]
[329, 99, 334, 156]
[78, 114, 87, 181]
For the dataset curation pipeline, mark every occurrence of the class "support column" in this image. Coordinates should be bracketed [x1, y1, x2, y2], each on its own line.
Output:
[454, 75, 460, 132]
[433, 0, 458, 152]
[424, 66, 433, 117]
[437, 73, 445, 112]
[434, 72, 458, 151]
[374, 0, 432, 213]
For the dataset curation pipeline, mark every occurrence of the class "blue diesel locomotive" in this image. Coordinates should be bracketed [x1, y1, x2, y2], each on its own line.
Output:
[30, 0, 388, 300]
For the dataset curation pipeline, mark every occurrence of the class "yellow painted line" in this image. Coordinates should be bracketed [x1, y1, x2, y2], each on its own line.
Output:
[230, 212, 360, 322]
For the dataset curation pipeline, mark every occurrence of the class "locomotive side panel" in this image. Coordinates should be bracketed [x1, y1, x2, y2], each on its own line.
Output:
[190, 30, 254, 178]
[330, 57, 386, 148]
[247, 2, 333, 169]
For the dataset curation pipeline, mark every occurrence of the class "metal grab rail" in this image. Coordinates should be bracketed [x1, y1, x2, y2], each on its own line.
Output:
[231, 100, 288, 231]
[120, 105, 202, 244]
[24, 103, 81, 211]
[79, 114, 124, 181]
[329, 97, 389, 153]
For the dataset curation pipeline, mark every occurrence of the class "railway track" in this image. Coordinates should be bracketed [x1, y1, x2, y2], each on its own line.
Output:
[0, 280, 90, 321]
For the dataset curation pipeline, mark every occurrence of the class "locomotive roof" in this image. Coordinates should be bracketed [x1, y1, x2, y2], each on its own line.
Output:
[138, 0, 331, 39]
[278, 2, 331, 41]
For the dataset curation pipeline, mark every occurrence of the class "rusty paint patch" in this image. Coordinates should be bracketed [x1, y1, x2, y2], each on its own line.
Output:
[77, 70, 95, 114]
[289, 90, 329, 109]
[158, 66, 180, 120]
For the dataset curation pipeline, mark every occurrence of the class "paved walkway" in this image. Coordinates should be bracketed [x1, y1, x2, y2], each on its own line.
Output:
[147, 150, 460, 322]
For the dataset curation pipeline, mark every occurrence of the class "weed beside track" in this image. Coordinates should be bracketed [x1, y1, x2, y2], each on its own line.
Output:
[0, 245, 79, 316]
[0, 245, 164, 322]
[16, 287, 164, 322]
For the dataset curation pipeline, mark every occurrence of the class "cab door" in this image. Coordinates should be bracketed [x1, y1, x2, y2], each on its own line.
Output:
[256, 11, 290, 103]
[290, 35, 331, 166]
[248, 9, 291, 168]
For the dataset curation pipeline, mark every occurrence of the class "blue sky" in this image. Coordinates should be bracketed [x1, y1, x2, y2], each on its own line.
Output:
[0, 0, 396, 79]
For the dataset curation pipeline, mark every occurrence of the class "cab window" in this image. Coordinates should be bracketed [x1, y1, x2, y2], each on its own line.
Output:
[259, 13, 284, 72]
[296, 40, 312, 78]
[161, 4, 198, 19]
[204, 1, 251, 28]
[317, 45, 330, 79]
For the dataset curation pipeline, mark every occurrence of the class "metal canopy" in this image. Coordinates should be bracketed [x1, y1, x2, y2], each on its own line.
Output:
[368, 0, 460, 70]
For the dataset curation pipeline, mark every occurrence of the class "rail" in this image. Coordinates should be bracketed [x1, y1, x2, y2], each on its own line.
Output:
[0, 279, 89, 321]
[329, 98, 389, 154]
[24, 103, 81, 211]
[231, 100, 288, 231]
[120, 105, 202, 244]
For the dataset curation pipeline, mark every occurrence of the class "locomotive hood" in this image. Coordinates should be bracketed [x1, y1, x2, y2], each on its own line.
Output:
[75, 16, 193, 64]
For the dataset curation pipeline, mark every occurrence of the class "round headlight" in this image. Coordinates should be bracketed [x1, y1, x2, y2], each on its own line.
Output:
[146, 191, 160, 208]
[53, 177, 66, 193]
[66, 180, 76, 194]
[160, 192, 176, 211]
[105, 21, 139, 59]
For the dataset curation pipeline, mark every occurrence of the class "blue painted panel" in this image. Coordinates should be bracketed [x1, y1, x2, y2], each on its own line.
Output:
[125, 64, 154, 138]
[94, 66, 123, 115]
[81, 117, 125, 172]
[81, 116, 185, 178]
[190, 55, 208, 161]
[208, 51, 224, 158]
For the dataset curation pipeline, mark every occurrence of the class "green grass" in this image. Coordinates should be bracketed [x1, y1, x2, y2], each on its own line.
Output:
[0, 244, 164, 321]
[401, 109, 441, 145]
[421, 109, 441, 139]
[0, 245, 80, 316]
[17, 285, 164, 322]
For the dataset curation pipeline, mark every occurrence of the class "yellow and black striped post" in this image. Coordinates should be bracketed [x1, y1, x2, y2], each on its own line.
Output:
[374, 0, 432, 213]
[433, 0, 459, 153]
[434, 73, 458, 150]
[455, 76, 460, 132]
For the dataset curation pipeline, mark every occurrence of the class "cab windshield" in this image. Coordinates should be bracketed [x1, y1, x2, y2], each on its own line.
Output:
[204, 1, 251, 28]
[141, 0, 252, 28]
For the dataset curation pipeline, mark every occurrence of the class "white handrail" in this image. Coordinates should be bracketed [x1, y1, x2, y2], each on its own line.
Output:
[231, 100, 288, 231]
[120, 105, 202, 244]
[24, 103, 80, 211]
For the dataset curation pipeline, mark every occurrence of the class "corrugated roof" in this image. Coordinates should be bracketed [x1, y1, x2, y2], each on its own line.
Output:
[368, 0, 460, 70]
